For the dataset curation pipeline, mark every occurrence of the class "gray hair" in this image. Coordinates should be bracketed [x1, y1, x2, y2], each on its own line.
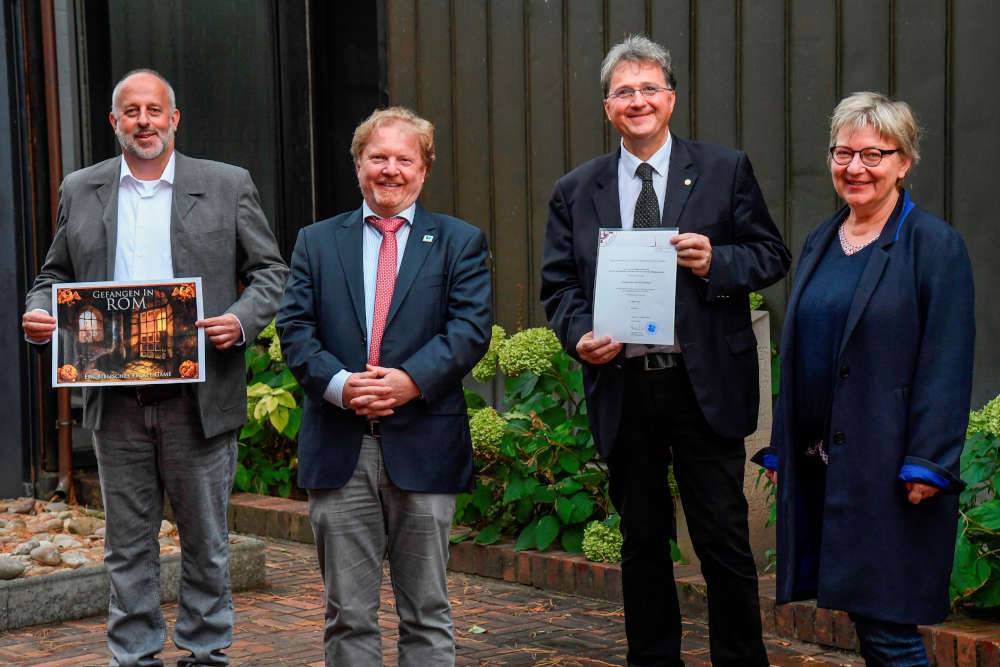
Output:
[110, 69, 176, 119]
[600, 34, 676, 95]
[829, 91, 920, 164]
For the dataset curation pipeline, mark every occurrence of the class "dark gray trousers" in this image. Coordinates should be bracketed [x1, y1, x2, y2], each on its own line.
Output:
[94, 390, 237, 667]
[308, 435, 456, 666]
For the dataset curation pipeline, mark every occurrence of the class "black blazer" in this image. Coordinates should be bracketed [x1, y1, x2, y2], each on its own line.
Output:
[277, 204, 492, 493]
[541, 136, 791, 457]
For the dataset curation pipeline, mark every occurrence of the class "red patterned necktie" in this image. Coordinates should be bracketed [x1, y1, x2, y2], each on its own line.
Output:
[366, 215, 406, 365]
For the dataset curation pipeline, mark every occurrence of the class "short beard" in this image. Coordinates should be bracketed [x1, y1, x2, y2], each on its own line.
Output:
[116, 123, 174, 160]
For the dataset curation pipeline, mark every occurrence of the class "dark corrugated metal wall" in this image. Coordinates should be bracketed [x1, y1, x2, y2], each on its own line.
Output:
[385, 0, 999, 407]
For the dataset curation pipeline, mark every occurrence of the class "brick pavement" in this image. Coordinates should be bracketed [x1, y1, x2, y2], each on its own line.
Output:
[0, 538, 863, 666]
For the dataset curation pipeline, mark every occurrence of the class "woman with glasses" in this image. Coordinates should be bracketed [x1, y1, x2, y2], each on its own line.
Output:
[755, 91, 974, 666]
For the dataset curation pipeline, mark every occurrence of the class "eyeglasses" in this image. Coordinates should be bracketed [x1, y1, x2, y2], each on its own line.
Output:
[829, 146, 901, 167]
[606, 86, 672, 102]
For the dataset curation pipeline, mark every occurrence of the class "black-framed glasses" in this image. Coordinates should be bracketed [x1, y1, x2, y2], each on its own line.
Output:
[606, 86, 672, 102]
[829, 146, 901, 167]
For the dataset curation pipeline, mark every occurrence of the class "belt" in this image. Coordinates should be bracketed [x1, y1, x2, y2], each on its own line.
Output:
[624, 352, 683, 372]
[111, 384, 187, 407]
[365, 419, 381, 438]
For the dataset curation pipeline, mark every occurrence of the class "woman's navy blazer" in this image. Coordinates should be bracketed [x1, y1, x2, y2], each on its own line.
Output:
[770, 191, 974, 624]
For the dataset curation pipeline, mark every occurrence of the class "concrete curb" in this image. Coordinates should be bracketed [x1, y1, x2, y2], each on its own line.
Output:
[0, 535, 266, 632]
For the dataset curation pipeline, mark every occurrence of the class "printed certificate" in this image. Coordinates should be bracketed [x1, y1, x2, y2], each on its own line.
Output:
[51, 278, 206, 387]
[593, 228, 678, 345]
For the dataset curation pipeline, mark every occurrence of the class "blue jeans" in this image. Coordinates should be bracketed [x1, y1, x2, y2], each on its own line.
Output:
[850, 614, 929, 666]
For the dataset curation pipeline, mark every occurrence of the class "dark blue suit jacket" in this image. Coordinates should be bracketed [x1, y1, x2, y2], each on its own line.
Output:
[277, 204, 492, 493]
[541, 136, 791, 457]
[770, 192, 974, 624]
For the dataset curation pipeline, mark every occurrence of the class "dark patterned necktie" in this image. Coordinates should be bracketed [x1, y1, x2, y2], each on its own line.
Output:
[633, 162, 660, 228]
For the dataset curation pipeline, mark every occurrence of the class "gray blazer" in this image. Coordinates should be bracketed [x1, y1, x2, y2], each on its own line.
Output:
[25, 152, 289, 438]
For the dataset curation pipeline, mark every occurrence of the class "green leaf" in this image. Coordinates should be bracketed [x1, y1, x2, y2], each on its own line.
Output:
[951, 530, 991, 604]
[468, 625, 487, 634]
[233, 463, 250, 491]
[247, 382, 273, 398]
[555, 496, 575, 525]
[275, 390, 297, 408]
[569, 492, 595, 523]
[531, 486, 557, 504]
[514, 520, 538, 551]
[449, 532, 471, 543]
[536, 515, 560, 550]
[561, 525, 584, 553]
[515, 498, 534, 524]
[474, 522, 502, 545]
[965, 500, 1000, 533]
[506, 372, 539, 400]
[269, 406, 290, 433]
[464, 388, 487, 410]
[503, 471, 525, 503]
[556, 478, 582, 495]
[669, 539, 686, 564]
[240, 420, 262, 440]
[539, 406, 567, 429]
[278, 482, 291, 498]
[471, 484, 494, 512]
[283, 407, 302, 439]
[250, 352, 271, 374]
[558, 451, 581, 474]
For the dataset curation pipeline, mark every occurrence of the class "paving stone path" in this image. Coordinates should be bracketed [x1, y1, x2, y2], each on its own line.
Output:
[0, 538, 862, 666]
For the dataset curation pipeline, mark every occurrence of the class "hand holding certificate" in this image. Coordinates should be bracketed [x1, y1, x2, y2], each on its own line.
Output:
[593, 228, 678, 345]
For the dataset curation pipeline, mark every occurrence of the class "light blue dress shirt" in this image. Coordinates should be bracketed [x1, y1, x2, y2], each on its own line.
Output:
[323, 202, 415, 408]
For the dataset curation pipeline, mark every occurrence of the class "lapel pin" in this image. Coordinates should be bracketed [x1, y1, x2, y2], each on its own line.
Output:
[684, 178, 692, 186]
[422, 234, 434, 243]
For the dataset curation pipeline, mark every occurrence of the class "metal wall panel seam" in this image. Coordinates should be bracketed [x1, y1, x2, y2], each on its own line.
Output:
[449, 0, 459, 216]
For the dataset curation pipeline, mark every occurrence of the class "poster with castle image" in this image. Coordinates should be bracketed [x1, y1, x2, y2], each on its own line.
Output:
[51, 278, 205, 387]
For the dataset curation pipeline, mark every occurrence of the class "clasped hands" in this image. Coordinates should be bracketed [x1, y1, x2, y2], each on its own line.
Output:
[343, 365, 420, 417]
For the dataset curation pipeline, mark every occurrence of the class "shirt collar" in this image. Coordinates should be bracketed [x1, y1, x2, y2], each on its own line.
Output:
[620, 132, 672, 178]
[361, 201, 416, 226]
[119, 151, 176, 186]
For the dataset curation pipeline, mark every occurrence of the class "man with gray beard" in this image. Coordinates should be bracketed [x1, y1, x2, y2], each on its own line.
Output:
[21, 69, 288, 666]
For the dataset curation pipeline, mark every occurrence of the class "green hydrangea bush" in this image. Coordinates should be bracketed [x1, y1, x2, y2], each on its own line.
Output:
[582, 516, 623, 562]
[237, 319, 303, 498]
[458, 325, 612, 553]
[952, 394, 1000, 611]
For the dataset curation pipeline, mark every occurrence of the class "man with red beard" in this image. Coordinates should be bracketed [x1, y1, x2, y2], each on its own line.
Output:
[22, 69, 288, 666]
[277, 107, 491, 666]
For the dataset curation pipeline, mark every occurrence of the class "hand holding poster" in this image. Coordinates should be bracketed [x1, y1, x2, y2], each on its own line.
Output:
[51, 278, 206, 387]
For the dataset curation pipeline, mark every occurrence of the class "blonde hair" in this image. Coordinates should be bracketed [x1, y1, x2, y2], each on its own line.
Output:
[351, 107, 435, 172]
[829, 91, 920, 164]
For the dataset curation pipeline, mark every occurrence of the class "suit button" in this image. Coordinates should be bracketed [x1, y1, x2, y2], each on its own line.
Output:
[832, 431, 846, 445]
[614, 363, 624, 371]
[839, 365, 850, 378]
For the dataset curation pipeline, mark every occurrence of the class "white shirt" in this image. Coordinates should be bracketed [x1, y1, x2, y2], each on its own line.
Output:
[324, 202, 416, 408]
[618, 134, 671, 229]
[114, 152, 175, 281]
[616, 136, 681, 355]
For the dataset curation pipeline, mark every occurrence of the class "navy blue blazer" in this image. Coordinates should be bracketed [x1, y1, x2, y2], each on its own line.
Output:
[277, 204, 492, 493]
[541, 136, 791, 457]
[769, 192, 974, 624]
